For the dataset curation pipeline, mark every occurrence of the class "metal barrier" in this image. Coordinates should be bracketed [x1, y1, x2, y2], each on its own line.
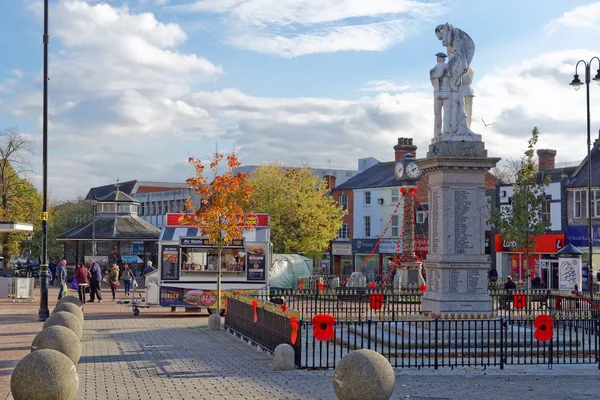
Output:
[8, 277, 35, 301]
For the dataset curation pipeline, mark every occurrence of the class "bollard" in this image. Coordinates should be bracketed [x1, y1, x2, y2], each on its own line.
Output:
[207, 313, 221, 331]
[56, 295, 83, 309]
[273, 344, 295, 371]
[52, 302, 84, 323]
[333, 349, 395, 400]
[43, 311, 83, 339]
[31, 325, 81, 365]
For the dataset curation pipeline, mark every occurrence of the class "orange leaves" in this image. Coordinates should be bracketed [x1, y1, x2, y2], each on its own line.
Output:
[182, 152, 255, 247]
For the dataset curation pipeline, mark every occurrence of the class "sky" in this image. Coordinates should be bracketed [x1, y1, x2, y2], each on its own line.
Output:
[1, 0, 600, 201]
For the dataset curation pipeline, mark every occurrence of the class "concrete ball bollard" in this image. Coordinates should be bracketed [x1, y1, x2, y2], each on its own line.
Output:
[32, 325, 81, 365]
[207, 313, 221, 331]
[11, 349, 79, 400]
[43, 311, 83, 339]
[333, 349, 395, 400]
[52, 302, 84, 323]
[56, 295, 83, 309]
[273, 343, 295, 371]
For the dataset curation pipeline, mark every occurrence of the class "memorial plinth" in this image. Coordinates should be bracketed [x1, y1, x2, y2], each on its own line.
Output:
[418, 138, 499, 316]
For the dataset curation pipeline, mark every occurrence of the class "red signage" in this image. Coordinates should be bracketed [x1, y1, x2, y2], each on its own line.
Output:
[494, 233, 565, 254]
[166, 213, 270, 228]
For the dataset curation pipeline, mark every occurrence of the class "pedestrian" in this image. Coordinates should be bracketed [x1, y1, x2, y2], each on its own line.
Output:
[57, 259, 67, 301]
[488, 267, 498, 283]
[143, 261, 155, 275]
[87, 258, 103, 303]
[108, 263, 120, 301]
[75, 262, 89, 304]
[121, 264, 133, 296]
[504, 275, 517, 290]
[49, 260, 57, 285]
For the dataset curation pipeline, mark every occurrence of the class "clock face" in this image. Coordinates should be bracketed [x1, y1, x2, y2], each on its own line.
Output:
[394, 162, 404, 179]
[405, 162, 420, 179]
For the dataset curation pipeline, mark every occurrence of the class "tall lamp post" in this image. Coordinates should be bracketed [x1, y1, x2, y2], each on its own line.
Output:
[38, 0, 50, 321]
[27, 233, 33, 264]
[569, 56, 600, 297]
[92, 198, 97, 259]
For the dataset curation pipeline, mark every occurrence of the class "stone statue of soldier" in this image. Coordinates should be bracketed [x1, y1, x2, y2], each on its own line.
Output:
[430, 52, 451, 136]
[461, 66, 475, 129]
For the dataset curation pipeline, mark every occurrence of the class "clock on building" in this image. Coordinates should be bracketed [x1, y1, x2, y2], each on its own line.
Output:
[394, 162, 404, 180]
[405, 162, 420, 179]
[394, 154, 420, 182]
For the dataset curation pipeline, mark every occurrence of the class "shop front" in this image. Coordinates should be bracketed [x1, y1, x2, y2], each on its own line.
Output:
[352, 239, 379, 283]
[330, 241, 353, 277]
[565, 225, 600, 291]
[494, 233, 565, 289]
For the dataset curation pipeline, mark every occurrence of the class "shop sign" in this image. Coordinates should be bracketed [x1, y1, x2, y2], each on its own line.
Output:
[494, 233, 565, 253]
[167, 213, 270, 228]
[566, 226, 600, 247]
[332, 242, 352, 256]
[352, 239, 378, 253]
[180, 237, 244, 248]
[159, 286, 217, 307]
[378, 239, 402, 254]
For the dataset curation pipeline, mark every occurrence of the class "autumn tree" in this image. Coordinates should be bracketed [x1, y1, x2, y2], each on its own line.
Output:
[489, 127, 550, 288]
[248, 164, 343, 260]
[0, 128, 42, 264]
[180, 152, 255, 314]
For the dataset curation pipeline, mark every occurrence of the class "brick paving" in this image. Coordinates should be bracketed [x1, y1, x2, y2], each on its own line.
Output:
[2, 285, 600, 400]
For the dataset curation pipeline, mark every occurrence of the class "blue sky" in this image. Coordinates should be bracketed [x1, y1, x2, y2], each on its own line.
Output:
[1, 0, 600, 200]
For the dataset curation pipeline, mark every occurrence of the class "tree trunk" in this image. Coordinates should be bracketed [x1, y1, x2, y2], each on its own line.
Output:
[217, 244, 222, 313]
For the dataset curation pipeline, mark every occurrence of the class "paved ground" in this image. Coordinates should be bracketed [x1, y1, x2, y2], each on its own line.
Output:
[2, 285, 600, 399]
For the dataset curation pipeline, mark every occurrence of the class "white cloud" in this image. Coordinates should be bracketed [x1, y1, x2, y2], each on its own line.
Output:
[545, 2, 600, 34]
[173, 0, 445, 57]
[361, 80, 422, 93]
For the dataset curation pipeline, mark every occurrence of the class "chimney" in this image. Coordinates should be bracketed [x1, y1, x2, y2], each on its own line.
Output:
[324, 175, 336, 190]
[394, 137, 417, 162]
[537, 149, 556, 170]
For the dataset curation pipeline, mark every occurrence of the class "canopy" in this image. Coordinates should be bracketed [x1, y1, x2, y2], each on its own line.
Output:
[270, 254, 313, 290]
[121, 255, 143, 264]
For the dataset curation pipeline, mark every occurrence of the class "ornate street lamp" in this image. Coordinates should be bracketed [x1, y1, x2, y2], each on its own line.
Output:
[92, 198, 98, 258]
[569, 56, 600, 297]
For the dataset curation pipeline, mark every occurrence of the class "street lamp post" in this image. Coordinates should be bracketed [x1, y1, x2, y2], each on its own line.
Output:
[569, 56, 600, 297]
[27, 233, 32, 264]
[92, 198, 97, 259]
[38, 0, 50, 321]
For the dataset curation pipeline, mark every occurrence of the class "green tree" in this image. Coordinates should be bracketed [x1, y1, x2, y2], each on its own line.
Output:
[0, 128, 42, 264]
[489, 127, 550, 288]
[248, 163, 343, 260]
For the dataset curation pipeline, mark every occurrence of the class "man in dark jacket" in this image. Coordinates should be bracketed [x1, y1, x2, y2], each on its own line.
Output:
[87, 258, 103, 303]
[57, 259, 67, 300]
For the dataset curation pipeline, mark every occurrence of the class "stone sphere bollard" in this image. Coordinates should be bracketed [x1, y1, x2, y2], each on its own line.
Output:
[11, 349, 79, 400]
[57, 295, 83, 309]
[53, 302, 84, 323]
[333, 349, 395, 400]
[43, 311, 83, 339]
[273, 343, 295, 371]
[207, 313, 221, 331]
[32, 325, 81, 365]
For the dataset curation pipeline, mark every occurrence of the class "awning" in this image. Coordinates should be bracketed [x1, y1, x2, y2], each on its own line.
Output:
[121, 255, 143, 263]
[159, 227, 270, 243]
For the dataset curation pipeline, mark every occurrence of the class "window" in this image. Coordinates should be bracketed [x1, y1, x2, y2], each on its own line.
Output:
[574, 190, 581, 218]
[593, 190, 600, 218]
[158, 201, 163, 216]
[391, 188, 399, 203]
[338, 223, 349, 239]
[416, 210, 426, 224]
[364, 216, 371, 237]
[364, 191, 371, 205]
[541, 198, 551, 225]
[140, 202, 145, 216]
[338, 194, 348, 210]
[131, 204, 139, 215]
[391, 215, 399, 237]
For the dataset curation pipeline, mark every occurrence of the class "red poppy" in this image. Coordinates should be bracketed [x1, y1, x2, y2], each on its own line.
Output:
[534, 314, 554, 342]
[280, 304, 288, 313]
[400, 188, 406, 196]
[513, 294, 526, 309]
[368, 282, 377, 288]
[290, 317, 299, 344]
[298, 281, 303, 292]
[317, 282, 324, 292]
[370, 294, 384, 310]
[312, 314, 336, 341]
[251, 299, 258, 323]
[419, 284, 427, 293]
[408, 188, 418, 197]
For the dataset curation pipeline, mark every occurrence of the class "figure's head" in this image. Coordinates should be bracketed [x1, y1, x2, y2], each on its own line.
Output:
[147, 261, 153, 267]
[435, 52, 447, 63]
[87, 259, 93, 266]
[435, 23, 453, 46]
[60, 259, 66, 266]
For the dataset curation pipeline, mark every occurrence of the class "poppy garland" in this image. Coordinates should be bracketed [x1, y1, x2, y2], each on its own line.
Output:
[534, 314, 554, 342]
[513, 293, 526, 309]
[312, 314, 336, 341]
[290, 317, 299, 344]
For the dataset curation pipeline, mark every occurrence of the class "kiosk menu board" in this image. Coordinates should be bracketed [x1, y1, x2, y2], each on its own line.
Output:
[246, 242, 266, 281]
[161, 245, 180, 280]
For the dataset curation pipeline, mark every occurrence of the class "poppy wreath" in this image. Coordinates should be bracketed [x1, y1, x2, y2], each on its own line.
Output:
[419, 284, 427, 293]
[298, 281, 303, 293]
[312, 314, 336, 341]
[251, 299, 258, 323]
[533, 314, 554, 342]
[317, 281, 324, 292]
[280, 304, 288, 313]
[368, 282, 377, 288]
[513, 293, 526, 309]
[290, 317, 299, 344]
[408, 187, 418, 197]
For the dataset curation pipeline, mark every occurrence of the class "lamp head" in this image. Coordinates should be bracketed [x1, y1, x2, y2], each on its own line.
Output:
[570, 74, 583, 90]
[27, 233, 33, 241]
[593, 69, 600, 86]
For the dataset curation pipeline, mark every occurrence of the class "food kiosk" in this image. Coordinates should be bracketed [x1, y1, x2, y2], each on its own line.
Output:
[152, 213, 271, 313]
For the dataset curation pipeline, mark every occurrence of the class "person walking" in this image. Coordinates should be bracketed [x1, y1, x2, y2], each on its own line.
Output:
[49, 260, 57, 285]
[107, 264, 120, 301]
[87, 259, 103, 303]
[121, 264, 133, 296]
[57, 259, 67, 300]
[74, 262, 89, 304]
[143, 261, 155, 275]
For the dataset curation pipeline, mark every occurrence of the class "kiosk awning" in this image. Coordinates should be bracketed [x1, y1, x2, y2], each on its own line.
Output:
[159, 227, 270, 242]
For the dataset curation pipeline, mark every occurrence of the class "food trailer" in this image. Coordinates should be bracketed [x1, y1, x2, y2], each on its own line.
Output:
[150, 213, 271, 313]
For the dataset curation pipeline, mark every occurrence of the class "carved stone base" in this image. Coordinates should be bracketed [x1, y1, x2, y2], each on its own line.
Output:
[396, 262, 424, 289]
